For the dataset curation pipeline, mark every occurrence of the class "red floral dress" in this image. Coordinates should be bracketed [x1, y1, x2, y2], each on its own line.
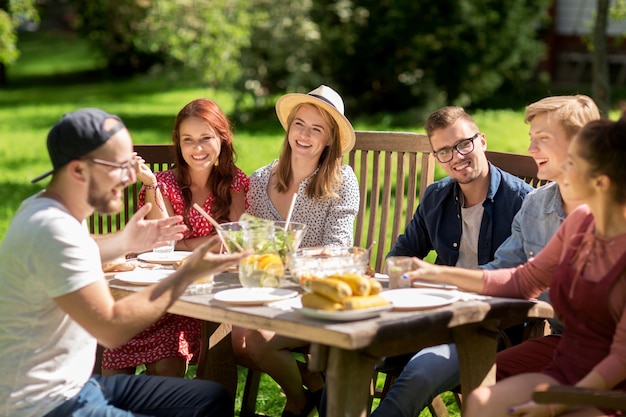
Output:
[101, 168, 249, 370]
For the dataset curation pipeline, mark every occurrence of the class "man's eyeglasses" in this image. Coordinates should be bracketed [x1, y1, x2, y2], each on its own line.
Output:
[433, 133, 480, 163]
[89, 158, 137, 181]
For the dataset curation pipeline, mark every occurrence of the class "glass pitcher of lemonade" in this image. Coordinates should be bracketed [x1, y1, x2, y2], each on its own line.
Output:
[238, 218, 285, 288]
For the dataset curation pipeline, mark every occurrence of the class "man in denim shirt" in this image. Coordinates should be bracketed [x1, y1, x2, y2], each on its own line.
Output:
[388, 106, 532, 267]
[370, 96, 600, 417]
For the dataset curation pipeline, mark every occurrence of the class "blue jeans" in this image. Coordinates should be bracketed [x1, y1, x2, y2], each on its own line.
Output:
[43, 374, 233, 417]
[369, 344, 460, 417]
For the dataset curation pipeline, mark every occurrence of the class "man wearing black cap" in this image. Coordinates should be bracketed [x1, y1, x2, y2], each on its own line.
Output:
[0, 108, 247, 417]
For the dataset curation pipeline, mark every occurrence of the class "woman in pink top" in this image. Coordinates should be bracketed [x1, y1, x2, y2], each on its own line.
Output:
[404, 116, 626, 417]
[101, 98, 249, 377]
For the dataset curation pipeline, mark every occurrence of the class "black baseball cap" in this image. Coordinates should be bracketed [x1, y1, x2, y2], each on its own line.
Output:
[31, 108, 126, 183]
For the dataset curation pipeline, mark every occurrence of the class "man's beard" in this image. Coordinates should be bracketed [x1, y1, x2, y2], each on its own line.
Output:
[87, 178, 124, 215]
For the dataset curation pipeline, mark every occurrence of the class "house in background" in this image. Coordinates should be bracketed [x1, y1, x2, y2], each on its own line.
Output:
[546, 0, 626, 87]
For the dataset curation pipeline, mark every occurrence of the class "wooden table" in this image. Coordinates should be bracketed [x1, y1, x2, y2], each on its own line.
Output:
[110, 273, 553, 417]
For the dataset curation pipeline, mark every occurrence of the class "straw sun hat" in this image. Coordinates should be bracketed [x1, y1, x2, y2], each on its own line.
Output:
[275, 85, 356, 155]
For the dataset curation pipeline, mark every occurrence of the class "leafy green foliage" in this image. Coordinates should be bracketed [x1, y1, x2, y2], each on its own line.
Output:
[68, 0, 253, 84]
[0, 10, 18, 64]
[312, 0, 552, 113]
[0, 0, 39, 65]
[235, 0, 324, 108]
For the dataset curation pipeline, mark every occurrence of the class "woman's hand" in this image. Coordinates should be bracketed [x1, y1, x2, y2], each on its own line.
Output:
[508, 401, 560, 417]
[402, 258, 484, 292]
[404, 257, 444, 283]
[135, 155, 157, 186]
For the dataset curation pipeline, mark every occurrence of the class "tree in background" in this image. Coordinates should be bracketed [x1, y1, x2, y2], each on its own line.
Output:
[0, 0, 38, 86]
[68, 0, 253, 86]
[5, 0, 622, 116]
[593, 0, 610, 116]
[234, 0, 324, 112]
[310, 0, 552, 114]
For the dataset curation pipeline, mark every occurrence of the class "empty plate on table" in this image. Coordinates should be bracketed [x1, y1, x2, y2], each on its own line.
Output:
[381, 288, 460, 311]
[213, 288, 299, 305]
[114, 270, 174, 285]
[137, 251, 193, 265]
[296, 304, 393, 321]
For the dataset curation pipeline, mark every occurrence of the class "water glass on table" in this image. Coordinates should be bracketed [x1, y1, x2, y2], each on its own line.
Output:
[385, 256, 415, 289]
[153, 240, 175, 258]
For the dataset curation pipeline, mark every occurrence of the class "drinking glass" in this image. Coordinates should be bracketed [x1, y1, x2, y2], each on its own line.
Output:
[153, 240, 175, 257]
[384, 256, 414, 289]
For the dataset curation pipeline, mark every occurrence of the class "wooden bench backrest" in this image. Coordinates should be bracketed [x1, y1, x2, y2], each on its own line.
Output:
[89, 141, 545, 275]
[486, 150, 549, 187]
[347, 131, 435, 272]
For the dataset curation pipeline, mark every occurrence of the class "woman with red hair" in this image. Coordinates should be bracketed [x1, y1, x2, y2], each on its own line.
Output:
[101, 98, 249, 377]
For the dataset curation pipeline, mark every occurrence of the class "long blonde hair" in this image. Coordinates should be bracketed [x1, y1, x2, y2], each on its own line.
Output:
[274, 103, 343, 199]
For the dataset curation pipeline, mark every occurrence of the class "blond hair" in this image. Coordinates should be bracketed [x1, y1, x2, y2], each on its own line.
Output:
[524, 95, 600, 139]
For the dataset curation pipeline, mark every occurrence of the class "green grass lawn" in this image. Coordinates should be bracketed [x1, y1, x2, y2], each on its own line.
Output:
[0, 29, 554, 417]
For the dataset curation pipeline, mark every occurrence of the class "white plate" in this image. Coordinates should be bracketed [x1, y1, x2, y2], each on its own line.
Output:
[213, 288, 299, 305]
[381, 288, 460, 311]
[137, 251, 193, 264]
[374, 273, 389, 281]
[114, 269, 174, 285]
[296, 304, 393, 321]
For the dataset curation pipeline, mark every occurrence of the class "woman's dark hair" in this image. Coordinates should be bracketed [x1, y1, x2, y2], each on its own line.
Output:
[172, 98, 238, 231]
[576, 116, 626, 204]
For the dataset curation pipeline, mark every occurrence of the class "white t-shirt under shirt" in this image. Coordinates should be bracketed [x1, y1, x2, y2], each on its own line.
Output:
[456, 201, 484, 269]
[0, 193, 102, 417]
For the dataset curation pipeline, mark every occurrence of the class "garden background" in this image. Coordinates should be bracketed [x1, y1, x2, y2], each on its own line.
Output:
[2, 1, 626, 415]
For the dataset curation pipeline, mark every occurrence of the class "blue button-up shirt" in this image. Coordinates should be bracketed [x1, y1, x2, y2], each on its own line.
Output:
[388, 163, 533, 266]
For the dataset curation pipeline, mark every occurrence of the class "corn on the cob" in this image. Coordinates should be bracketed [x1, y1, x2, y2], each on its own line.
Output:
[368, 278, 383, 295]
[330, 273, 371, 296]
[301, 292, 343, 311]
[309, 278, 352, 301]
[342, 294, 390, 310]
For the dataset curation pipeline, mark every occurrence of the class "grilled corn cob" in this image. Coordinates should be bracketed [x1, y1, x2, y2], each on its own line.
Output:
[301, 292, 343, 311]
[309, 277, 352, 302]
[368, 278, 383, 295]
[342, 294, 390, 310]
[330, 273, 371, 296]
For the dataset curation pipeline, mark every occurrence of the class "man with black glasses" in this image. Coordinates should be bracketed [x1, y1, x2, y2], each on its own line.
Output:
[359, 106, 533, 417]
[318, 107, 534, 417]
[388, 106, 533, 267]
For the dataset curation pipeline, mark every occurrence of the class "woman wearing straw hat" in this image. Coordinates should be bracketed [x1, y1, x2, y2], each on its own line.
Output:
[236, 85, 360, 416]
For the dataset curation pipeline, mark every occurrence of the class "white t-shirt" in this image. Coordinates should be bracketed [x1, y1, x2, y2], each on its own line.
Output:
[456, 202, 484, 269]
[0, 193, 102, 417]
